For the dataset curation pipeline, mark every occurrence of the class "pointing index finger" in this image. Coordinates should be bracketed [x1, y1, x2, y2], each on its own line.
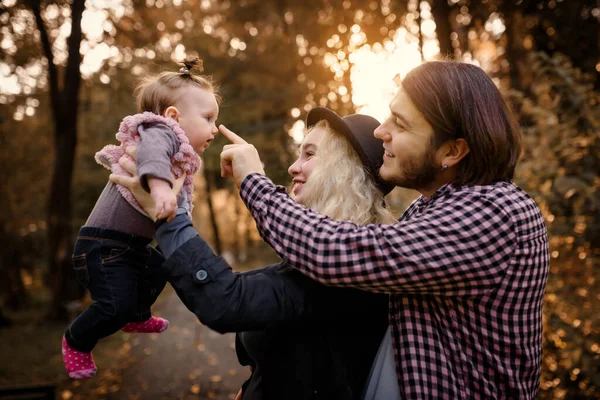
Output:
[219, 124, 248, 145]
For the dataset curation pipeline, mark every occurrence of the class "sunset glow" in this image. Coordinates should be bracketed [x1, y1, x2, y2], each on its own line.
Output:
[5, 0, 505, 125]
[349, 1, 440, 122]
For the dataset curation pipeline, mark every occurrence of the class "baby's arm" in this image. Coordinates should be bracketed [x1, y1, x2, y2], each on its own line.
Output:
[148, 177, 178, 221]
[137, 123, 181, 220]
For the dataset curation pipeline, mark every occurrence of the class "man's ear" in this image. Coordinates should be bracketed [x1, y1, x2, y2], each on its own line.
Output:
[164, 106, 180, 122]
[440, 138, 470, 168]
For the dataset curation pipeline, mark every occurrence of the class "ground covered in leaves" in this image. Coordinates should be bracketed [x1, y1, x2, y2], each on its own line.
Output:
[0, 284, 248, 400]
[2, 251, 599, 399]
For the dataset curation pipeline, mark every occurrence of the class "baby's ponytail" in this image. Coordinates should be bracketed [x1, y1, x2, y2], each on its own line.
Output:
[135, 56, 220, 115]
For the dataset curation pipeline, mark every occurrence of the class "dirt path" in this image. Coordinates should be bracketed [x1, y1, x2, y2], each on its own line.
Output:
[115, 286, 249, 400]
[0, 248, 278, 400]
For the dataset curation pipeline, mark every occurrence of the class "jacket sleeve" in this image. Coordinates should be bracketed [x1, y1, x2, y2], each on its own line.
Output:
[162, 235, 308, 333]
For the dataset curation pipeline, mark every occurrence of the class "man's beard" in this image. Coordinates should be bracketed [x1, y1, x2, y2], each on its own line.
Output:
[391, 149, 439, 191]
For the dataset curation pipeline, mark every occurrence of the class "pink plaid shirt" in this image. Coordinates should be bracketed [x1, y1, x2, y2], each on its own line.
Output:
[240, 174, 549, 399]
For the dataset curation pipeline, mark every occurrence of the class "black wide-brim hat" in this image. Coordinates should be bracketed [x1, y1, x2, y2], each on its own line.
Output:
[306, 107, 394, 196]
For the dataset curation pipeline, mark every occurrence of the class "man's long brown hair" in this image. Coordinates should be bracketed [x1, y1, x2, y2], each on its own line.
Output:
[402, 62, 522, 186]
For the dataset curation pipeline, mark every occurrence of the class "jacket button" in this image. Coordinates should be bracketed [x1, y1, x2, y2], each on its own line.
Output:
[195, 270, 208, 281]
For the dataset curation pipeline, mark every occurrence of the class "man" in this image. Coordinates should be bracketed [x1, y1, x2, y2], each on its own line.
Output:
[219, 61, 549, 399]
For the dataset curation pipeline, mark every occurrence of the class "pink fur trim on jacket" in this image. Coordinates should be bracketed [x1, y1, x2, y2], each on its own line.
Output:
[95, 112, 201, 218]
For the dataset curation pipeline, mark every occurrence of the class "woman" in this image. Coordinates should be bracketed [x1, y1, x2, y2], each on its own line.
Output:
[111, 107, 394, 399]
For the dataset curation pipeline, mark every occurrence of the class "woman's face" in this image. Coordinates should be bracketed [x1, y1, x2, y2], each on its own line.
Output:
[288, 127, 325, 204]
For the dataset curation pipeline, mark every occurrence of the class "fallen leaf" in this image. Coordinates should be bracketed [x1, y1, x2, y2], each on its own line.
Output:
[190, 384, 201, 394]
[210, 375, 222, 383]
[96, 385, 108, 395]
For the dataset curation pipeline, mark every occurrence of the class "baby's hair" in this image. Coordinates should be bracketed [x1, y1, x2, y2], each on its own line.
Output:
[134, 57, 220, 115]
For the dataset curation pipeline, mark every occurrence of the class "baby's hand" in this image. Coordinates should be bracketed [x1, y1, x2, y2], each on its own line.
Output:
[148, 178, 177, 221]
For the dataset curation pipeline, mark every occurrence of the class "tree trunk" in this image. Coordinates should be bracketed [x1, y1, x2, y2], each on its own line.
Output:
[30, 0, 86, 320]
[203, 169, 222, 254]
[597, 21, 600, 89]
[0, 125, 27, 310]
[0, 228, 28, 310]
[0, 308, 11, 328]
[431, 0, 453, 58]
[417, 3, 424, 61]
[4, 262, 27, 310]
[502, 9, 527, 92]
[47, 122, 82, 320]
[232, 194, 241, 261]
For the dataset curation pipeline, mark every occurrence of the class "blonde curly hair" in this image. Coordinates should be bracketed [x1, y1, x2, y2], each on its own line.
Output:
[300, 120, 395, 225]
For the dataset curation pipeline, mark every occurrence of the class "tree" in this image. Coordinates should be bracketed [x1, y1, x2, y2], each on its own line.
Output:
[26, 0, 86, 319]
[430, 0, 453, 58]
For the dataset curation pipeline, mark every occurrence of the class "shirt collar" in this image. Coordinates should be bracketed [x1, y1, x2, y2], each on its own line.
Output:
[421, 182, 455, 203]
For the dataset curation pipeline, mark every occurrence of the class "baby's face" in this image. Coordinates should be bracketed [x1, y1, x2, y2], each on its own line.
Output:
[176, 86, 219, 155]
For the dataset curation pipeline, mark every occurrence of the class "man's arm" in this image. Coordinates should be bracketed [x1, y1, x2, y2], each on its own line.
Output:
[239, 174, 517, 296]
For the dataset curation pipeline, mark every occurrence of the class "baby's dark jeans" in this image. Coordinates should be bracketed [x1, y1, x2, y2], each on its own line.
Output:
[65, 226, 167, 353]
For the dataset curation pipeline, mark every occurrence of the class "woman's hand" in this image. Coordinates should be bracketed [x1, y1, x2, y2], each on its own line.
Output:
[219, 125, 265, 187]
[109, 146, 185, 221]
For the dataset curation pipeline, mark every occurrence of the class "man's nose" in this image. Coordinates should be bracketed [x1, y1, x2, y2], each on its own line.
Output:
[374, 122, 388, 141]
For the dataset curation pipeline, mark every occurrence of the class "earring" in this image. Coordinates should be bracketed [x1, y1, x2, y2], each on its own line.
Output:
[440, 164, 448, 172]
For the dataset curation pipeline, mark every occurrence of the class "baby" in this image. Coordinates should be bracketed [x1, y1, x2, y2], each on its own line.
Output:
[62, 58, 219, 379]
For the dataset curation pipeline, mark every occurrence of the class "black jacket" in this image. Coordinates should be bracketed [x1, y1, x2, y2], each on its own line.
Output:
[162, 236, 389, 400]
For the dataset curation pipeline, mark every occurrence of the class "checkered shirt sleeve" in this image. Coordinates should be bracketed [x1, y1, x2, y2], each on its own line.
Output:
[240, 174, 516, 295]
